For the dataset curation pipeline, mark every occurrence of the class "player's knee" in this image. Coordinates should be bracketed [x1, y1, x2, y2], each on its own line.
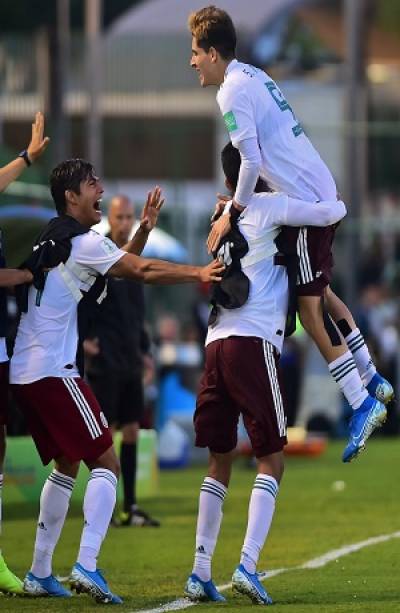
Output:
[121, 422, 139, 444]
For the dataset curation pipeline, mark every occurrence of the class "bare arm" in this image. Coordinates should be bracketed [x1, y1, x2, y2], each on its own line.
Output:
[123, 186, 164, 256]
[108, 253, 224, 285]
[0, 268, 32, 287]
[0, 112, 50, 193]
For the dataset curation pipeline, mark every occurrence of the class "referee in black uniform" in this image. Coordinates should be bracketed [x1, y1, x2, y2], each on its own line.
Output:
[85, 195, 159, 526]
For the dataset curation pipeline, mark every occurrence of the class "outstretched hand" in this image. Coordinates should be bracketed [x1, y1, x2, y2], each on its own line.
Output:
[200, 259, 225, 283]
[139, 186, 164, 232]
[27, 112, 50, 162]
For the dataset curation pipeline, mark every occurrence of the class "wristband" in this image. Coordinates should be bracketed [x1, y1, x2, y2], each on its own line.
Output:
[18, 150, 32, 167]
[229, 205, 241, 224]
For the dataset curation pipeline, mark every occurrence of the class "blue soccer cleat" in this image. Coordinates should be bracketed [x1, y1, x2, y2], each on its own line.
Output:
[342, 396, 387, 463]
[70, 563, 122, 604]
[23, 572, 72, 597]
[232, 564, 273, 605]
[366, 373, 394, 405]
[184, 574, 226, 602]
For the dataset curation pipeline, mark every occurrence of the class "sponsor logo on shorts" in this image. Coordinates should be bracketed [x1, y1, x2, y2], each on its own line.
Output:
[223, 111, 238, 132]
[100, 237, 118, 255]
[100, 411, 109, 428]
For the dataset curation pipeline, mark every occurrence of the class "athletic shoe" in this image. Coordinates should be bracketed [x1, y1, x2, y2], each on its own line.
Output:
[70, 562, 122, 604]
[232, 564, 273, 605]
[366, 373, 394, 405]
[0, 554, 23, 595]
[342, 396, 387, 463]
[23, 572, 71, 597]
[184, 574, 226, 602]
[120, 507, 160, 527]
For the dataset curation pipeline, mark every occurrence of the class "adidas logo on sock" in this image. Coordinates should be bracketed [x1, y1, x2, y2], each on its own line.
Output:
[38, 521, 47, 531]
[196, 545, 206, 553]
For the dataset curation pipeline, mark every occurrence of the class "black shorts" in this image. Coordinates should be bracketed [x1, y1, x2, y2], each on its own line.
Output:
[88, 372, 144, 427]
[195, 337, 287, 458]
[0, 361, 9, 426]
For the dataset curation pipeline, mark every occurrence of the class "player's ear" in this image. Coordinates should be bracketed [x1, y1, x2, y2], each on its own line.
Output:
[209, 46, 218, 63]
[65, 189, 77, 206]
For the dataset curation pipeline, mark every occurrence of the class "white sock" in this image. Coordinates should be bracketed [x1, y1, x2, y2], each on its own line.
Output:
[192, 477, 227, 582]
[31, 470, 75, 578]
[77, 469, 117, 572]
[328, 351, 368, 410]
[240, 474, 279, 574]
[345, 328, 377, 385]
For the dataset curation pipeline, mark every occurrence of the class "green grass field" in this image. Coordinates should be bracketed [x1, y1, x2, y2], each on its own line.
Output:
[1, 438, 399, 612]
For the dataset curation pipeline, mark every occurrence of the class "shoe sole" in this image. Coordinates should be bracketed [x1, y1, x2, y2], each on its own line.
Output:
[70, 572, 113, 604]
[344, 405, 388, 463]
[232, 575, 270, 605]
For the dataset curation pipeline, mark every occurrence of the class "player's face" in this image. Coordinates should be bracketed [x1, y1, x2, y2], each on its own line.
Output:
[73, 175, 104, 227]
[190, 37, 216, 87]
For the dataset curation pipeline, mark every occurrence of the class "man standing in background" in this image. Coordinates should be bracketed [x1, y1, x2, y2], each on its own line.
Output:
[0, 112, 49, 594]
[85, 195, 159, 527]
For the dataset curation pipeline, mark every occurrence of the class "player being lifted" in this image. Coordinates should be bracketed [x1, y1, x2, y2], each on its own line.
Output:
[188, 6, 392, 463]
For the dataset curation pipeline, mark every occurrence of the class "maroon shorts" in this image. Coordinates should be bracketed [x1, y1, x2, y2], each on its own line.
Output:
[195, 337, 287, 458]
[278, 224, 337, 297]
[12, 377, 113, 466]
[0, 361, 9, 426]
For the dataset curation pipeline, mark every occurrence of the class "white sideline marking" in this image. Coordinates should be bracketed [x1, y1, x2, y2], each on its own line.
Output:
[133, 530, 400, 613]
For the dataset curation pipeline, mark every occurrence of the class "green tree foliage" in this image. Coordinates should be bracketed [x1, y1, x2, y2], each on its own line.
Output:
[376, 0, 400, 36]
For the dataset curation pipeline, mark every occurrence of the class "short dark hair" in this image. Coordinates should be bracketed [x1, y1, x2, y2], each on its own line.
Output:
[221, 142, 271, 193]
[50, 158, 96, 215]
[188, 6, 236, 60]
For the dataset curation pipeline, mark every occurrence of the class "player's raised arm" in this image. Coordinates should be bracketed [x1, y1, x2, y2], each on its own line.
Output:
[0, 112, 49, 193]
[123, 186, 164, 256]
[108, 253, 224, 285]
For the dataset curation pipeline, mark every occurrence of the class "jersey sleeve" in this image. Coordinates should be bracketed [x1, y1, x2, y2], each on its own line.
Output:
[72, 232, 126, 276]
[218, 86, 257, 146]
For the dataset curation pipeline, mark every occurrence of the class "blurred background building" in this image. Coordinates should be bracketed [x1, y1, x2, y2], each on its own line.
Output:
[1, 0, 400, 446]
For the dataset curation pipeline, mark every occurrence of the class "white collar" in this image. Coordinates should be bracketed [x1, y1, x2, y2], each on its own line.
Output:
[224, 58, 239, 79]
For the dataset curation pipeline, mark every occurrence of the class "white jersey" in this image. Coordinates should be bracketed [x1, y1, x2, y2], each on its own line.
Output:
[0, 338, 8, 363]
[217, 59, 337, 201]
[10, 231, 125, 384]
[206, 193, 288, 353]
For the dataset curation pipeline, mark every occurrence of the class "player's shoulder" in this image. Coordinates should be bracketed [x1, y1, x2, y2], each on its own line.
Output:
[72, 230, 119, 255]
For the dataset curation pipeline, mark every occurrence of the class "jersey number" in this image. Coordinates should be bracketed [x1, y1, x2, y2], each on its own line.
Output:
[265, 81, 303, 137]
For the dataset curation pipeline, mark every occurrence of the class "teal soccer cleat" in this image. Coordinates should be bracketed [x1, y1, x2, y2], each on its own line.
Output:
[184, 574, 226, 602]
[23, 572, 72, 597]
[366, 373, 394, 405]
[342, 396, 387, 463]
[232, 564, 273, 605]
[70, 563, 122, 604]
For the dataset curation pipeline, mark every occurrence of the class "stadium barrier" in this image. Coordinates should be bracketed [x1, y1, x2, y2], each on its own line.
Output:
[3, 430, 158, 505]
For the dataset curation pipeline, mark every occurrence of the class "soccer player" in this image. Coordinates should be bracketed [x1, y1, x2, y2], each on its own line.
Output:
[9, 158, 223, 603]
[85, 194, 160, 527]
[0, 112, 49, 595]
[185, 142, 346, 605]
[188, 6, 391, 462]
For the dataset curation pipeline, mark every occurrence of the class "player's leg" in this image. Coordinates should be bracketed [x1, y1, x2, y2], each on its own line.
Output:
[298, 294, 387, 462]
[185, 339, 237, 602]
[231, 339, 286, 605]
[185, 450, 231, 602]
[299, 294, 387, 457]
[324, 286, 394, 403]
[0, 363, 23, 595]
[118, 375, 159, 527]
[66, 379, 122, 604]
[25, 455, 78, 598]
